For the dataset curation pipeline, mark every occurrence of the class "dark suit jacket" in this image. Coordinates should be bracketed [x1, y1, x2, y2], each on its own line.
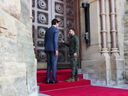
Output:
[44, 26, 59, 52]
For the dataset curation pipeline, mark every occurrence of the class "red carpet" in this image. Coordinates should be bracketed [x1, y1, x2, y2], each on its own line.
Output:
[42, 85, 128, 96]
[39, 79, 91, 91]
[37, 69, 128, 96]
[37, 69, 90, 91]
[37, 69, 72, 83]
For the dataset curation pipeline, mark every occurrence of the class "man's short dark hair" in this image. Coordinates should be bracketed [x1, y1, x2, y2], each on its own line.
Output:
[52, 18, 60, 25]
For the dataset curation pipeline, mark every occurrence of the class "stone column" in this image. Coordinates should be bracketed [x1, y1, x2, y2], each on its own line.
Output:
[99, 0, 111, 85]
[99, 0, 107, 51]
[109, 0, 118, 52]
[109, 0, 124, 85]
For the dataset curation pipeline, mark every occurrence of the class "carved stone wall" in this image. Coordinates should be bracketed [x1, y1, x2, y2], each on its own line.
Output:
[124, 0, 128, 81]
[0, 0, 38, 96]
[0, 0, 21, 19]
[81, 0, 125, 85]
[80, 0, 106, 85]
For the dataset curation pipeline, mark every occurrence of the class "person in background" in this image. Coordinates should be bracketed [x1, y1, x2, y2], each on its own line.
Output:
[63, 29, 79, 82]
[44, 18, 60, 84]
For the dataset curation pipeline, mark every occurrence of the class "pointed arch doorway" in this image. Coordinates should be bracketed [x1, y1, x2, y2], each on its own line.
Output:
[32, 0, 80, 69]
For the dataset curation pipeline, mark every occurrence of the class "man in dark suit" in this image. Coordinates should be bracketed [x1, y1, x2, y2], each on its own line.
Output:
[44, 18, 60, 84]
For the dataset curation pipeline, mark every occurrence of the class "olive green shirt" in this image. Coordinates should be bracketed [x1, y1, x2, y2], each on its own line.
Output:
[68, 35, 79, 55]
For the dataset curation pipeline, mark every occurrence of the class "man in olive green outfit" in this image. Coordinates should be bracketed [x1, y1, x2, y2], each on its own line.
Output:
[63, 29, 79, 82]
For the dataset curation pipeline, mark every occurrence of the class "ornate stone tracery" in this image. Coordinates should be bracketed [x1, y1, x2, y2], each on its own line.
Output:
[37, 26, 46, 39]
[55, 2, 64, 14]
[37, 0, 48, 10]
[37, 12, 48, 24]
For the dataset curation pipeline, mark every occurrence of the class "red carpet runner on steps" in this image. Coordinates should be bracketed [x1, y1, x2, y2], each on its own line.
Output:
[37, 69, 128, 96]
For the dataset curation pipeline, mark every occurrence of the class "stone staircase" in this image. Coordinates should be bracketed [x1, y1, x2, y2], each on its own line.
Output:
[37, 69, 91, 92]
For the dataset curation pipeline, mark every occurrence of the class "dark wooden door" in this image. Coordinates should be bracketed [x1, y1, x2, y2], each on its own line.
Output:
[32, 0, 80, 69]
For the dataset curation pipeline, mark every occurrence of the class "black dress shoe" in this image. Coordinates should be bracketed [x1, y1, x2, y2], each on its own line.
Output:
[52, 80, 58, 84]
[46, 80, 52, 84]
[46, 81, 50, 84]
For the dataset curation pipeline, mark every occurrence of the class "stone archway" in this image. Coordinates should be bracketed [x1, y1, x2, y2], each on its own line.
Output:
[32, 0, 80, 69]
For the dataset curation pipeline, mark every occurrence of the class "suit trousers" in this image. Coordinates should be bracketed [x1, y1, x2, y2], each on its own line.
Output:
[46, 51, 58, 82]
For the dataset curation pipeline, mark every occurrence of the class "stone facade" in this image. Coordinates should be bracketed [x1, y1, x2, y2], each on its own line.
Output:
[80, 0, 126, 86]
[80, 0, 107, 85]
[0, 0, 128, 95]
[0, 0, 38, 96]
[124, 0, 128, 82]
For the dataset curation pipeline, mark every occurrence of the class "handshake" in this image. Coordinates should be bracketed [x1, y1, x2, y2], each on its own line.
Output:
[59, 39, 69, 47]
[60, 39, 65, 43]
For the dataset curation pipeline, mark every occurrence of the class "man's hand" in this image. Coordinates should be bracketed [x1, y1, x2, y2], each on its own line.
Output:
[61, 39, 65, 43]
[74, 53, 77, 57]
[55, 50, 59, 57]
